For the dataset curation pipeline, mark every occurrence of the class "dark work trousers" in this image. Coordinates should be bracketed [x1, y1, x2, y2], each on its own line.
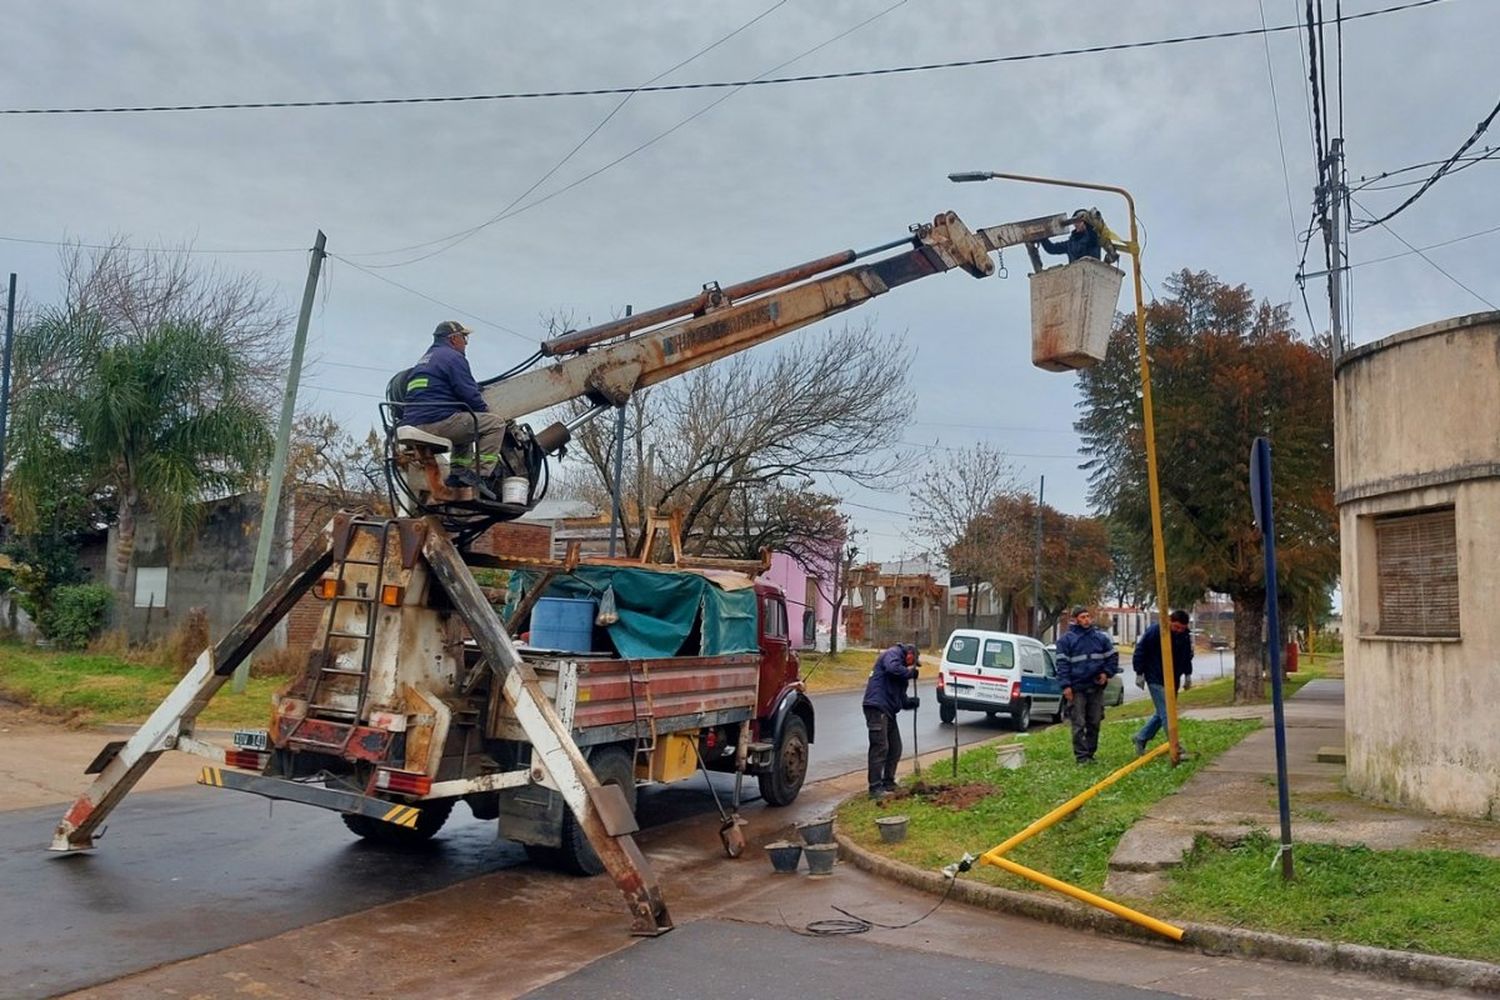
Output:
[864, 706, 902, 791]
[1067, 684, 1106, 761]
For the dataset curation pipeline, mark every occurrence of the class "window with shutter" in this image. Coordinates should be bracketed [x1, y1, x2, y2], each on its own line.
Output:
[1374, 507, 1459, 637]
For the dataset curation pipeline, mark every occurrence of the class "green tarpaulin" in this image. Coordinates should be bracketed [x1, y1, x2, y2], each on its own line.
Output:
[504, 566, 758, 659]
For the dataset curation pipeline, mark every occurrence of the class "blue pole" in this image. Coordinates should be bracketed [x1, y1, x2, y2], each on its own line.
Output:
[1251, 436, 1294, 880]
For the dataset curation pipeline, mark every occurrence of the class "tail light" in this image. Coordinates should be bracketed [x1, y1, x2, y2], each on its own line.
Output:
[224, 749, 270, 770]
[936, 673, 945, 691]
[380, 584, 405, 607]
[1009, 681, 1021, 702]
[704, 728, 718, 751]
[376, 768, 432, 796]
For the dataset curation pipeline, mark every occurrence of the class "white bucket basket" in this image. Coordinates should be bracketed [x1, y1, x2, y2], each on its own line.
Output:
[1029, 258, 1125, 372]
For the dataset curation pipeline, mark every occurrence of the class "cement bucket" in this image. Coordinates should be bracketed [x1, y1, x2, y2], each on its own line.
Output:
[804, 843, 838, 876]
[1029, 257, 1124, 371]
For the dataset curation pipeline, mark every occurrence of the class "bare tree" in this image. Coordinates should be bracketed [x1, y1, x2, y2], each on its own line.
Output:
[911, 443, 1022, 623]
[565, 321, 911, 558]
[284, 412, 389, 544]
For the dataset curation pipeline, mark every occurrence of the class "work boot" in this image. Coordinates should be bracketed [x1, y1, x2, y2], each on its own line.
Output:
[1133, 736, 1147, 758]
[445, 467, 496, 501]
[869, 787, 893, 802]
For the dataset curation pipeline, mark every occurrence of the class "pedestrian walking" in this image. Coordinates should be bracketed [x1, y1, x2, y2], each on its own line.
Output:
[861, 643, 919, 800]
[1132, 610, 1194, 756]
[1055, 606, 1119, 763]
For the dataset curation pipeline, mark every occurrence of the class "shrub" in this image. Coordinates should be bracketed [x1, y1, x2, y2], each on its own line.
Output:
[40, 584, 114, 648]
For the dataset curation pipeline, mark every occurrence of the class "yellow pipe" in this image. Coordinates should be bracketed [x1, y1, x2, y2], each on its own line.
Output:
[979, 743, 1169, 864]
[974, 171, 1179, 762]
[984, 854, 1185, 942]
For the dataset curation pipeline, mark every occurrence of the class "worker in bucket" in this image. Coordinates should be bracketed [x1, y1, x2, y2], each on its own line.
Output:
[398, 320, 506, 499]
[1131, 610, 1194, 757]
[1039, 210, 1103, 263]
[1055, 606, 1119, 764]
[862, 643, 920, 800]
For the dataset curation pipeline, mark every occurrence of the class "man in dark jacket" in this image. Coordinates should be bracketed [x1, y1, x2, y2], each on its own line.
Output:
[1055, 606, 1119, 763]
[861, 643, 918, 799]
[401, 320, 506, 497]
[1039, 211, 1103, 263]
[1132, 610, 1194, 756]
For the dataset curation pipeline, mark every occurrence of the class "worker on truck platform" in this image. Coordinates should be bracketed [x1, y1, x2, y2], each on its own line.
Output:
[862, 643, 919, 801]
[1039, 210, 1103, 263]
[400, 320, 505, 498]
[1055, 606, 1119, 764]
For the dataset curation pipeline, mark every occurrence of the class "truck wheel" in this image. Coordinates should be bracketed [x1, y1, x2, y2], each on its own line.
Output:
[757, 715, 809, 807]
[938, 701, 956, 725]
[342, 797, 455, 847]
[558, 745, 637, 877]
[1010, 700, 1031, 732]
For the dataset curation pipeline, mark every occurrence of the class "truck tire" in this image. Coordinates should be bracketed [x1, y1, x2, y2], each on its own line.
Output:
[558, 745, 637, 877]
[757, 715, 808, 806]
[938, 700, 957, 725]
[1010, 699, 1031, 732]
[342, 797, 455, 847]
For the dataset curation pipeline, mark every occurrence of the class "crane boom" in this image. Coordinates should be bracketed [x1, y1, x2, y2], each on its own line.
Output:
[479, 211, 1072, 423]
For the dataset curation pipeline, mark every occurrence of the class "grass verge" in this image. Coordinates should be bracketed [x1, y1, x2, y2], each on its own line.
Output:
[0, 643, 281, 729]
[837, 716, 1260, 893]
[1106, 657, 1339, 721]
[1155, 833, 1500, 963]
[799, 647, 880, 693]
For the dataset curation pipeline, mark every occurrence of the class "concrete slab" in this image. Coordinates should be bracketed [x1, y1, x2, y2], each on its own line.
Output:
[1111, 821, 1199, 871]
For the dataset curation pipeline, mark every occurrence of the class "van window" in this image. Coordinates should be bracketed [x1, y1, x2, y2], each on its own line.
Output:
[981, 639, 1014, 669]
[1020, 645, 1044, 675]
[946, 634, 979, 666]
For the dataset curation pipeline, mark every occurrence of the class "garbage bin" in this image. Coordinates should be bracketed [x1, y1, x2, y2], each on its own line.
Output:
[1284, 640, 1299, 673]
[1029, 257, 1125, 371]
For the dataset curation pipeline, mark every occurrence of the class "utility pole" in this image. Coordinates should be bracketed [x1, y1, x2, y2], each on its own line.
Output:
[609, 306, 632, 558]
[235, 231, 326, 693]
[1324, 139, 1346, 363]
[0, 274, 15, 486]
[1031, 475, 1044, 638]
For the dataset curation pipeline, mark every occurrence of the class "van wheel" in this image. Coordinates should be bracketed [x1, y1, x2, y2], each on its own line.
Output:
[938, 701, 956, 725]
[342, 797, 455, 847]
[1011, 700, 1031, 732]
[558, 746, 637, 876]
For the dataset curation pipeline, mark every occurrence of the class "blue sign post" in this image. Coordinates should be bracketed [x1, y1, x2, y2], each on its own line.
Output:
[1250, 436, 1295, 880]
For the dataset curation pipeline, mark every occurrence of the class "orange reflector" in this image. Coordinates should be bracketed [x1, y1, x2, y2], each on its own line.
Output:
[375, 768, 432, 795]
[315, 578, 342, 600]
[380, 584, 404, 607]
[224, 749, 270, 771]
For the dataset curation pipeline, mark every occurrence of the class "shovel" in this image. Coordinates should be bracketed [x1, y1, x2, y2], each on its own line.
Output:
[693, 742, 746, 858]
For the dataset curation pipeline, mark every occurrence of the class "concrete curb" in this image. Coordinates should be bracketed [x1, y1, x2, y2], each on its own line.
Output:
[835, 831, 1500, 995]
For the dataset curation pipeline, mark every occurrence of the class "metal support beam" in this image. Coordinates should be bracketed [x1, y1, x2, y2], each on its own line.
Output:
[51, 521, 336, 851]
[421, 522, 673, 936]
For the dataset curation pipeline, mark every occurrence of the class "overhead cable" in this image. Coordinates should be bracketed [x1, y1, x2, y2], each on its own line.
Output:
[1351, 94, 1500, 230]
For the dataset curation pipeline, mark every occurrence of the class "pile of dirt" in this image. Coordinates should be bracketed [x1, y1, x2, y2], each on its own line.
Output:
[889, 780, 997, 811]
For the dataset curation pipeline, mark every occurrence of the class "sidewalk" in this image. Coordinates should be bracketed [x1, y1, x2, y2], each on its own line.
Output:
[1106, 679, 1500, 896]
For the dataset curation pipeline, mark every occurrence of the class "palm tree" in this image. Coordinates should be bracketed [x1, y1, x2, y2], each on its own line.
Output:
[9, 309, 273, 590]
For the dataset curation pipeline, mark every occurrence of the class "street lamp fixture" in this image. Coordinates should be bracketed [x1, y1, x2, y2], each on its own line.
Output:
[947, 168, 1180, 763]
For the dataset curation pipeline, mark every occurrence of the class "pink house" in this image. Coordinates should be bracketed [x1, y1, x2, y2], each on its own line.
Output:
[759, 550, 836, 650]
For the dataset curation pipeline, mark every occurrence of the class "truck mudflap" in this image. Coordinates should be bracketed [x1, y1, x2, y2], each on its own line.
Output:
[196, 767, 425, 829]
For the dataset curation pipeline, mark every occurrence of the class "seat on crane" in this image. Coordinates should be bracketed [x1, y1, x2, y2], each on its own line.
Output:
[395, 425, 452, 453]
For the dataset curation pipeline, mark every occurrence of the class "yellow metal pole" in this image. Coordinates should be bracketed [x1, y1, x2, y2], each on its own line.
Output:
[972, 172, 1179, 763]
[986, 854, 1185, 941]
[980, 743, 1168, 863]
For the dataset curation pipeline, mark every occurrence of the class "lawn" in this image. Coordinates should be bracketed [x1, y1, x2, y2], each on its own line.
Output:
[1155, 833, 1500, 963]
[0, 643, 282, 729]
[799, 647, 881, 693]
[1106, 655, 1339, 721]
[837, 716, 1260, 893]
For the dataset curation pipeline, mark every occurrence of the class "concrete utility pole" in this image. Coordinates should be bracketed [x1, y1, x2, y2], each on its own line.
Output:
[235, 231, 326, 693]
[1324, 138, 1346, 363]
[0, 274, 15, 485]
[1031, 475, 1044, 637]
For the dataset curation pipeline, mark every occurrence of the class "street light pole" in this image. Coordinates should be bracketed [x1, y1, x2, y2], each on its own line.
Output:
[949, 170, 1179, 762]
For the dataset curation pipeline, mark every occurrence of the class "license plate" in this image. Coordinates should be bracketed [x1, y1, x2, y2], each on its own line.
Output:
[233, 729, 269, 751]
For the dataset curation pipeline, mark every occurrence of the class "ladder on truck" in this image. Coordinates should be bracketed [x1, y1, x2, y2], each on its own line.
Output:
[48, 513, 674, 937]
[284, 517, 391, 754]
[627, 659, 660, 777]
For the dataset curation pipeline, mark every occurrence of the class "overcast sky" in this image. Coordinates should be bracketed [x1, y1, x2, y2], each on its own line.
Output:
[3, 0, 1494, 560]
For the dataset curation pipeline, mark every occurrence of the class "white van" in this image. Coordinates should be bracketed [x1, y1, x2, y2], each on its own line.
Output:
[935, 628, 1065, 731]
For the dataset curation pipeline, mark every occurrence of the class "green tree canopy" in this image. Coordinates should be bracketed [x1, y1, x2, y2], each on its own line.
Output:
[1075, 270, 1337, 701]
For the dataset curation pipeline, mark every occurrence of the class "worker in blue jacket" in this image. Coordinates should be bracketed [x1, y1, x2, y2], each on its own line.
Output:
[861, 643, 919, 800]
[400, 320, 506, 498]
[1055, 606, 1119, 763]
[1132, 610, 1194, 756]
[1039, 211, 1103, 263]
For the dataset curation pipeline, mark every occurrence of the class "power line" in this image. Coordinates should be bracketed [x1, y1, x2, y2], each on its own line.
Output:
[1349, 194, 1497, 309]
[359, 0, 792, 266]
[327, 253, 537, 343]
[0, 0, 1450, 117]
[1350, 147, 1499, 190]
[1351, 93, 1500, 231]
[1347, 220, 1500, 268]
[1257, 0, 1302, 254]
[0, 233, 302, 255]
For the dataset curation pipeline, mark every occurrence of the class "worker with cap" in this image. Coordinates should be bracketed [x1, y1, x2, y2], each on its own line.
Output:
[1054, 605, 1118, 763]
[399, 320, 506, 499]
[861, 643, 919, 800]
[1039, 210, 1104, 263]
